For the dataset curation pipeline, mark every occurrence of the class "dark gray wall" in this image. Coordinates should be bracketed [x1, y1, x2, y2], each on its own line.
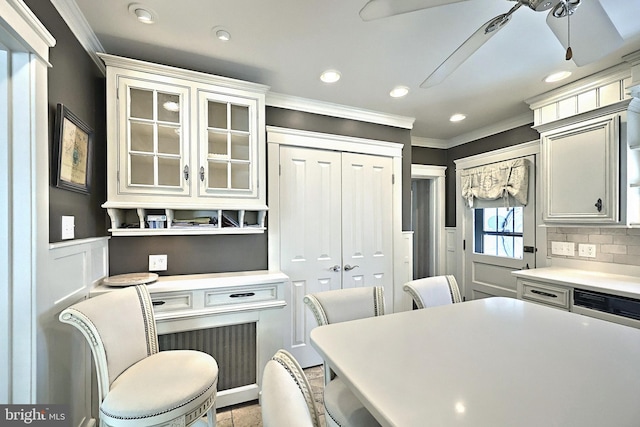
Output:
[26, 0, 108, 243]
[413, 124, 539, 227]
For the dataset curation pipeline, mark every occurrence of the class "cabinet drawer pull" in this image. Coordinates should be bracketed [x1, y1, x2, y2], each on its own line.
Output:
[183, 165, 190, 181]
[152, 300, 166, 306]
[530, 289, 557, 298]
[229, 292, 256, 298]
[595, 198, 602, 212]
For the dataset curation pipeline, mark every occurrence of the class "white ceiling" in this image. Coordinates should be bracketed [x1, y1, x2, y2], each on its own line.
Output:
[69, 0, 640, 144]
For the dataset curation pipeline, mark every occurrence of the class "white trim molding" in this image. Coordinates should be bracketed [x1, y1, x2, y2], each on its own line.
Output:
[266, 92, 415, 130]
[266, 126, 404, 158]
[411, 165, 447, 280]
[50, 0, 105, 74]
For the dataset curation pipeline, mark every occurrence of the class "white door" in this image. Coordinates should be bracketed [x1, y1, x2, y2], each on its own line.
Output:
[279, 146, 393, 367]
[341, 152, 394, 290]
[464, 155, 536, 300]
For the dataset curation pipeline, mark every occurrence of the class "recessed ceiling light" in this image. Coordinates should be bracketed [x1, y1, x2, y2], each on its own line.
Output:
[544, 71, 572, 83]
[320, 70, 341, 83]
[390, 86, 409, 98]
[450, 113, 466, 122]
[128, 3, 156, 24]
[211, 26, 231, 42]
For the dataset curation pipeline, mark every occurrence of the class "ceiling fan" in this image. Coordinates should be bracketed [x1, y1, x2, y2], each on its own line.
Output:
[360, 0, 623, 88]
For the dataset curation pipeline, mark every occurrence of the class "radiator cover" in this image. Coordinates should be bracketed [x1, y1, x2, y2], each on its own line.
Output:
[158, 322, 257, 391]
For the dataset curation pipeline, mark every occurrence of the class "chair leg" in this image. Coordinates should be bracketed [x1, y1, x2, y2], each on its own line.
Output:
[207, 403, 216, 427]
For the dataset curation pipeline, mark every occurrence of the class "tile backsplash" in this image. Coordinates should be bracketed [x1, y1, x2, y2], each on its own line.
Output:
[547, 227, 640, 266]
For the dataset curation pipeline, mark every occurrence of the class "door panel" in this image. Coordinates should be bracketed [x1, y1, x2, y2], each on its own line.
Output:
[280, 146, 342, 366]
[464, 155, 536, 300]
[341, 153, 393, 300]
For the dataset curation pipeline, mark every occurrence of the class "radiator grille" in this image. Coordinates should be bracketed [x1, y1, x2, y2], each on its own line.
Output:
[158, 323, 257, 391]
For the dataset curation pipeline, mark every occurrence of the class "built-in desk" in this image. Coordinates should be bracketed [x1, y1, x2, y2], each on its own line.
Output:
[93, 270, 289, 408]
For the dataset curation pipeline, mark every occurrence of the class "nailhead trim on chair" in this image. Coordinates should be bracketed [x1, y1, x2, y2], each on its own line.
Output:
[100, 378, 217, 421]
[303, 294, 329, 326]
[135, 285, 158, 356]
[271, 350, 321, 427]
[373, 287, 385, 316]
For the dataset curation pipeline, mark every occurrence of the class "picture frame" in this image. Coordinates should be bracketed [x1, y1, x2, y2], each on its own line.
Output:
[54, 103, 93, 194]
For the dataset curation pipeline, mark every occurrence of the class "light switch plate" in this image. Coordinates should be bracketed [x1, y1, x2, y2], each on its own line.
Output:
[61, 216, 74, 240]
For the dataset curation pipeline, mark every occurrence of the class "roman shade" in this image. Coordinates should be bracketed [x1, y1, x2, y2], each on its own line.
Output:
[460, 158, 529, 207]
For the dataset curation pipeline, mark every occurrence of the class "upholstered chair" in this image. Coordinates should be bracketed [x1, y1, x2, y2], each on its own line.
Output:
[59, 285, 218, 427]
[403, 275, 462, 309]
[261, 349, 321, 427]
[303, 287, 383, 427]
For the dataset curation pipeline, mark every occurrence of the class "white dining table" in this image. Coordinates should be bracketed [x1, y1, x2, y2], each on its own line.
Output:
[310, 297, 640, 427]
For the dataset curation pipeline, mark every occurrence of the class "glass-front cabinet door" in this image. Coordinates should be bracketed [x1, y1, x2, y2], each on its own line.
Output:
[199, 92, 259, 199]
[118, 78, 190, 197]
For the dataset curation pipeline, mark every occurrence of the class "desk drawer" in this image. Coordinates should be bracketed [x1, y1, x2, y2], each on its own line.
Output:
[205, 285, 277, 307]
[521, 281, 569, 310]
[151, 292, 192, 312]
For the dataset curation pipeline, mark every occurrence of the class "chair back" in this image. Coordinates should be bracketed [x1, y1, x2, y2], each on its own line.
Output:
[303, 286, 385, 326]
[59, 285, 159, 403]
[403, 275, 462, 309]
[262, 349, 321, 427]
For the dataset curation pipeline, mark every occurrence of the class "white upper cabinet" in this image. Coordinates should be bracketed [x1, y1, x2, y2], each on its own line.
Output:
[100, 54, 269, 235]
[528, 66, 640, 226]
[117, 77, 191, 198]
[197, 91, 259, 199]
[539, 110, 622, 223]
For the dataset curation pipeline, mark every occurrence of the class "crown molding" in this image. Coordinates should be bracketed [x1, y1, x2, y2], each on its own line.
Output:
[446, 112, 534, 148]
[50, 0, 105, 75]
[266, 92, 415, 130]
[411, 136, 448, 149]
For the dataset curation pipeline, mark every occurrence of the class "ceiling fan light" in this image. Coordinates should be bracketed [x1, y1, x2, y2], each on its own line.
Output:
[320, 70, 341, 83]
[450, 113, 466, 122]
[544, 71, 572, 83]
[390, 86, 409, 98]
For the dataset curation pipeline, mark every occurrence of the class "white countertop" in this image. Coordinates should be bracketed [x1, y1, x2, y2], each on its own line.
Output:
[311, 298, 640, 427]
[513, 267, 640, 298]
[94, 269, 289, 294]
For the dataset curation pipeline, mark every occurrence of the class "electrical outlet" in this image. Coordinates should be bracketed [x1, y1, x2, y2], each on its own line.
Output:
[149, 254, 167, 271]
[61, 216, 75, 240]
[579, 244, 597, 258]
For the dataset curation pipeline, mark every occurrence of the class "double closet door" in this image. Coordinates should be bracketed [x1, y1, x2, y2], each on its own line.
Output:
[279, 145, 394, 367]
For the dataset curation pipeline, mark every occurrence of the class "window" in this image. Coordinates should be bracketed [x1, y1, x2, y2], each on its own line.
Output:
[473, 207, 523, 259]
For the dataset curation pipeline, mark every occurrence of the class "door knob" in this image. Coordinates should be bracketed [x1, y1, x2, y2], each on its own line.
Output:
[329, 265, 341, 272]
[344, 264, 359, 271]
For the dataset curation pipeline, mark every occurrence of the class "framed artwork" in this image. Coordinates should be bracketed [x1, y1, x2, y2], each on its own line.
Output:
[54, 103, 93, 194]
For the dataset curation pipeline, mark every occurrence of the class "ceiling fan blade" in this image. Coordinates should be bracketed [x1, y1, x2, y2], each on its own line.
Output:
[546, 0, 623, 66]
[420, 13, 511, 88]
[359, 0, 469, 21]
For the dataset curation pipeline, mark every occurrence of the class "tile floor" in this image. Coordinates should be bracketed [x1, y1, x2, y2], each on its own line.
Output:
[215, 365, 325, 427]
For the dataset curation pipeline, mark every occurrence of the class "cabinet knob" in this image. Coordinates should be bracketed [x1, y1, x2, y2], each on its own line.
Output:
[595, 198, 602, 212]
[183, 165, 189, 181]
